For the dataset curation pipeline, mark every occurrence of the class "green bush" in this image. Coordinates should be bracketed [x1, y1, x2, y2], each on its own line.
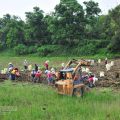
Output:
[14, 44, 28, 55]
[75, 43, 97, 55]
[28, 46, 37, 54]
[37, 45, 60, 56]
[95, 40, 109, 48]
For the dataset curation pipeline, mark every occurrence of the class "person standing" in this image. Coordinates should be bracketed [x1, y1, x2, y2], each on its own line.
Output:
[34, 70, 42, 83]
[10, 69, 16, 80]
[105, 58, 108, 65]
[61, 63, 65, 70]
[8, 62, 14, 79]
[45, 71, 53, 85]
[8, 63, 14, 70]
[44, 60, 49, 70]
[35, 64, 38, 72]
[23, 59, 28, 71]
[31, 69, 36, 82]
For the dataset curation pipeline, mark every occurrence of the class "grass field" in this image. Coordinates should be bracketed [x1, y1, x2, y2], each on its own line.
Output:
[0, 81, 120, 120]
[0, 56, 120, 120]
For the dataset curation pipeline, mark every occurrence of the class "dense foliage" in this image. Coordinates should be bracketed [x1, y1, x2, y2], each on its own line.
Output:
[0, 0, 119, 56]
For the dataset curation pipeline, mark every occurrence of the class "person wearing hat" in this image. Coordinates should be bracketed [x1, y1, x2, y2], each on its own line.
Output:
[105, 57, 108, 65]
[10, 69, 16, 80]
[8, 63, 14, 70]
[88, 72, 95, 88]
[61, 63, 65, 70]
[34, 64, 38, 72]
[44, 60, 49, 70]
[8, 62, 14, 79]
[31, 69, 36, 82]
[34, 70, 42, 83]
[45, 70, 53, 85]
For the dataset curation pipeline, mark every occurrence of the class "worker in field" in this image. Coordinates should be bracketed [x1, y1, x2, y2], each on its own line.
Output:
[14, 68, 20, 76]
[28, 64, 32, 71]
[98, 59, 101, 64]
[10, 69, 16, 80]
[34, 70, 42, 83]
[8, 62, 14, 79]
[14, 68, 20, 80]
[105, 57, 108, 65]
[34, 64, 38, 72]
[45, 70, 53, 85]
[23, 59, 28, 71]
[88, 74, 94, 87]
[87, 72, 98, 87]
[50, 68, 57, 84]
[31, 69, 36, 82]
[61, 63, 65, 69]
[8, 62, 14, 70]
[51, 68, 55, 74]
[44, 60, 49, 70]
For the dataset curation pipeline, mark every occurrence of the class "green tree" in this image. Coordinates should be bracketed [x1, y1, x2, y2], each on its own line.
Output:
[83, 0, 101, 38]
[25, 7, 48, 45]
[6, 17, 25, 47]
[46, 0, 85, 46]
[107, 5, 120, 52]
[0, 14, 11, 48]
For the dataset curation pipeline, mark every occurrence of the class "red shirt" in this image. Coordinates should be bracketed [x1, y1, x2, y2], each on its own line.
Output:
[88, 77, 94, 82]
[47, 72, 52, 78]
[35, 72, 41, 78]
[44, 63, 48, 69]
[45, 63, 48, 67]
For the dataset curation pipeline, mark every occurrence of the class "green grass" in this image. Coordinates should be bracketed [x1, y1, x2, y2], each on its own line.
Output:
[0, 81, 120, 120]
[0, 48, 120, 59]
[0, 54, 120, 120]
[0, 56, 120, 120]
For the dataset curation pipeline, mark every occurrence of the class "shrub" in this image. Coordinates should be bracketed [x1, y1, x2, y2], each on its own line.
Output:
[28, 46, 37, 54]
[14, 44, 28, 55]
[75, 43, 97, 55]
[37, 45, 60, 56]
[95, 40, 109, 48]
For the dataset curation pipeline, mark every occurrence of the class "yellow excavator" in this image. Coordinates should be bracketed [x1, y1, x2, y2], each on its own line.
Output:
[55, 59, 91, 97]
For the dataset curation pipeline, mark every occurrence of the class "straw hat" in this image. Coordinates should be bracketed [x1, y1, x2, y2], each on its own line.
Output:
[8, 62, 12, 65]
[61, 63, 65, 67]
[45, 60, 49, 63]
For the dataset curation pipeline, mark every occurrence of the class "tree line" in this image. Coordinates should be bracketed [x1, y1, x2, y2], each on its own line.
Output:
[0, 0, 120, 56]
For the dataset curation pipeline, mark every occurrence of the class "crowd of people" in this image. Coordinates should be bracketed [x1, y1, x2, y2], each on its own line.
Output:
[0, 58, 114, 88]
[6, 59, 56, 85]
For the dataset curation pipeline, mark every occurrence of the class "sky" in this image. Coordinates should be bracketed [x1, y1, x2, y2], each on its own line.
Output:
[0, 0, 120, 20]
